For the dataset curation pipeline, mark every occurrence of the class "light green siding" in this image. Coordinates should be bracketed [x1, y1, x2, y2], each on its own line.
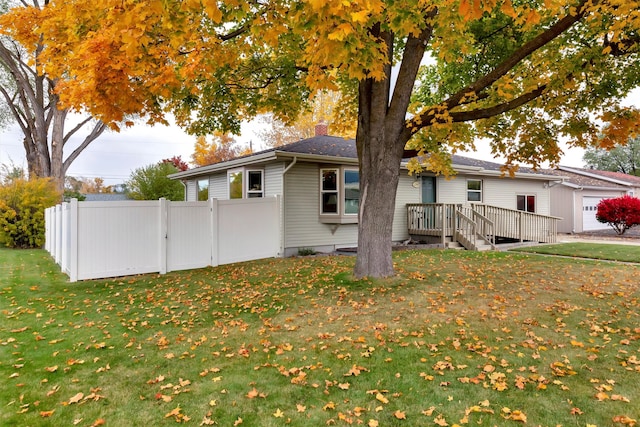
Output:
[283, 163, 358, 250]
[264, 162, 284, 197]
[393, 173, 421, 241]
[435, 174, 551, 215]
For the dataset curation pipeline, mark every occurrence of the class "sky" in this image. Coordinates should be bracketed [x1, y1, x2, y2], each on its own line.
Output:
[0, 88, 639, 186]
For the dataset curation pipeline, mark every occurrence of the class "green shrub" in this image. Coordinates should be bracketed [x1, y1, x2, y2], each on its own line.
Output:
[0, 178, 60, 248]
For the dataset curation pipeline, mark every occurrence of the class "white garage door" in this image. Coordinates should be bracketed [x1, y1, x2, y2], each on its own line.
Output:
[583, 197, 609, 231]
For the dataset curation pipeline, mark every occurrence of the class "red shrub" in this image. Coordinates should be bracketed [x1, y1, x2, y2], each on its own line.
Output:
[596, 195, 640, 235]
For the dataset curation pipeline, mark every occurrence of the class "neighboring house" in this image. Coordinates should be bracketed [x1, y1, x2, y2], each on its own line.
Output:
[169, 126, 562, 254]
[544, 166, 640, 233]
[83, 193, 131, 202]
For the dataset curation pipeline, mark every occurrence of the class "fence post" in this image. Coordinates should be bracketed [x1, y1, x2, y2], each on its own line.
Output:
[55, 204, 62, 265]
[68, 199, 79, 282]
[159, 198, 168, 275]
[210, 198, 219, 267]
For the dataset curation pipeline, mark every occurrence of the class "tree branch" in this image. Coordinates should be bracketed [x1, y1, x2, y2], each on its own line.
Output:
[448, 85, 546, 122]
[405, 0, 589, 137]
[62, 121, 107, 174]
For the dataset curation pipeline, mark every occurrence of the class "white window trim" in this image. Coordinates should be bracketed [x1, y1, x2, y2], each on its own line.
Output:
[227, 168, 264, 199]
[320, 166, 359, 224]
[320, 168, 339, 215]
[228, 168, 244, 199]
[246, 170, 264, 198]
[197, 178, 210, 201]
[343, 168, 359, 216]
[467, 179, 483, 203]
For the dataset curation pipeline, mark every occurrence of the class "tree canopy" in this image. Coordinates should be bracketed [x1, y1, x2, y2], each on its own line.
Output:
[0, 0, 110, 190]
[2, 0, 638, 276]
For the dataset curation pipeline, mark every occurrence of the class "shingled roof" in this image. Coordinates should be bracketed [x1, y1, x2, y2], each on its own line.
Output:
[541, 168, 628, 189]
[170, 134, 557, 180]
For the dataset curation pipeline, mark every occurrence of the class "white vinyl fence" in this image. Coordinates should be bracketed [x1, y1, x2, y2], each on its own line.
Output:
[45, 197, 281, 282]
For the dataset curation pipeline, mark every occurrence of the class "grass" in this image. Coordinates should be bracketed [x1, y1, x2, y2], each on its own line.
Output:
[1, 247, 639, 426]
[512, 242, 640, 263]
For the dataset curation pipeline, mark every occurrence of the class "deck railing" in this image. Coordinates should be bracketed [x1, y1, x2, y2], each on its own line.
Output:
[407, 203, 560, 247]
[469, 204, 559, 243]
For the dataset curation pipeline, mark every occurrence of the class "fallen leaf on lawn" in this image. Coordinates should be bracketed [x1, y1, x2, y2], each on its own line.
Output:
[434, 414, 448, 426]
[245, 387, 266, 399]
[296, 403, 306, 412]
[234, 417, 243, 426]
[68, 392, 84, 404]
[611, 395, 630, 402]
[323, 401, 336, 410]
[44, 365, 58, 373]
[612, 415, 637, 425]
[273, 408, 284, 418]
[394, 410, 406, 419]
[165, 406, 182, 418]
[40, 410, 55, 417]
[338, 382, 350, 390]
[91, 419, 105, 427]
[368, 420, 379, 427]
[375, 393, 389, 404]
[422, 406, 436, 416]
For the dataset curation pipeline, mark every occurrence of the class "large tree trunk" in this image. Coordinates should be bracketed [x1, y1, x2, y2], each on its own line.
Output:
[353, 51, 408, 278]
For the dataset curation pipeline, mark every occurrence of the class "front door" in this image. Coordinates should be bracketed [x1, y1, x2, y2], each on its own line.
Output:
[421, 176, 436, 203]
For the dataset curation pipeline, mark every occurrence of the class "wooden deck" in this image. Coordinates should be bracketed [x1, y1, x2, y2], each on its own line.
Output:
[407, 203, 560, 251]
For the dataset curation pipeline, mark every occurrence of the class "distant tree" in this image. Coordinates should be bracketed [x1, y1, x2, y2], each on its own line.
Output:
[162, 156, 189, 171]
[259, 91, 356, 147]
[64, 176, 113, 194]
[191, 133, 251, 167]
[583, 137, 640, 176]
[0, 162, 25, 184]
[125, 162, 184, 201]
[596, 195, 640, 235]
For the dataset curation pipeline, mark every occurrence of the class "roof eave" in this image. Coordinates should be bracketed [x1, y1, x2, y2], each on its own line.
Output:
[558, 166, 634, 187]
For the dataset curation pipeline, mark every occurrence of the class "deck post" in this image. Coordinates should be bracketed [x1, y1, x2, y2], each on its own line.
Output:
[440, 204, 446, 247]
[519, 211, 524, 242]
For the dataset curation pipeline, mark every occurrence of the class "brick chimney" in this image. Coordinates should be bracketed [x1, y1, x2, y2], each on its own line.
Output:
[314, 121, 328, 136]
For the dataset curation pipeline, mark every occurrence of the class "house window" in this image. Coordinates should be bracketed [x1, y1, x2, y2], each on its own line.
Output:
[467, 179, 482, 202]
[229, 170, 243, 199]
[228, 169, 264, 199]
[247, 170, 263, 198]
[343, 169, 359, 215]
[517, 195, 536, 213]
[321, 169, 338, 214]
[197, 179, 209, 201]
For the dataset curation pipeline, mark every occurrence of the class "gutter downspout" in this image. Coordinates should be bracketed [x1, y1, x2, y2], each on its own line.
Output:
[180, 180, 187, 201]
[280, 157, 298, 257]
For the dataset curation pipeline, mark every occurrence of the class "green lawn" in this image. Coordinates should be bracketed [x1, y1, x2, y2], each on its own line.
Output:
[1, 248, 639, 426]
[512, 242, 640, 263]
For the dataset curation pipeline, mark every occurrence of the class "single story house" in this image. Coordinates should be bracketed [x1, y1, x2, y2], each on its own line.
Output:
[169, 127, 563, 254]
[544, 166, 640, 233]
